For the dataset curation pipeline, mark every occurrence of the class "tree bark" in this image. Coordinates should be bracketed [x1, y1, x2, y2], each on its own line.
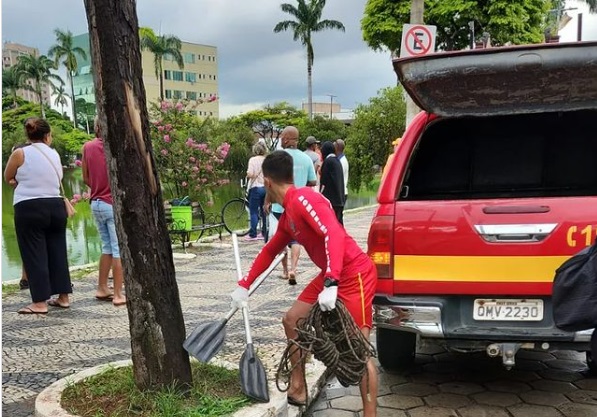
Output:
[83, 0, 192, 390]
[307, 59, 313, 121]
[159, 61, 164, 101]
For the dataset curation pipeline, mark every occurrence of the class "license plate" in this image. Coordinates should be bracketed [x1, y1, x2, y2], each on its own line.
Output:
[473, 299, 544, 321]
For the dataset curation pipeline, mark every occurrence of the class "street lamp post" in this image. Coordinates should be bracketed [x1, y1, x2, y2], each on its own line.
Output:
[326, 94, 337, 119]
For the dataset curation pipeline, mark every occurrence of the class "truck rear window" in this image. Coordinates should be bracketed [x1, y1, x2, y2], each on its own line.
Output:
[402, 110, 597, 200]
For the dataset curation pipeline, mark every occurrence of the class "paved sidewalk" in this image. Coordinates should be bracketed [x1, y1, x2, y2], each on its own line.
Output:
[1, 206, 375, 417]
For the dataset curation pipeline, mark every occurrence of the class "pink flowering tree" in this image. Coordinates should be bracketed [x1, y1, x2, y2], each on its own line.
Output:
[150, 98, 230, 204]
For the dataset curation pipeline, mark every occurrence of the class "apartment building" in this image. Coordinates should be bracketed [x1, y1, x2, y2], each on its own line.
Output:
[72, 33, 219, 118]
[2, 42, 52, 106]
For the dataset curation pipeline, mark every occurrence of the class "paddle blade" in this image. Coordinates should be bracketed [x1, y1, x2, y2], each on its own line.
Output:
[183, 319, 227, 363]
[240, 343, 269, 403]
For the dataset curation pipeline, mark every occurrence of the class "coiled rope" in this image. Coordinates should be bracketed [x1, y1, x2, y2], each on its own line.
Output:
[275, 301, 377, 402]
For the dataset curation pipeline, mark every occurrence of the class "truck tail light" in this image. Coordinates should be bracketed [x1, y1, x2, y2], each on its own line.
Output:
[368, 215, 394, 279]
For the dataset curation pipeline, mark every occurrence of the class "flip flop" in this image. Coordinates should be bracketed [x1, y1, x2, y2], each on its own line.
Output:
[287, 395, 306, 407]
[18, 307, 48, 315]
[95, 295, 114, 301]
[113, 300, 127, 307]
[47, 299, 70, 309]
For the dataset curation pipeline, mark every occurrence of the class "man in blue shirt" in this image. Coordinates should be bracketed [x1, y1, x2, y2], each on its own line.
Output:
[270, 126, 316, 284]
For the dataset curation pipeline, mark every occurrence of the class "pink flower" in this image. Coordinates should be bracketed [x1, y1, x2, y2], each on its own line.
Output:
[82, 192, 90, 199]
[73, 193, 81, 201]
[158, 126, 165, 132]
[185, 138, 195, 147]
[189, 156, 196, 163]
[161, 149, 168, 156]
[160, 101, 172, 111]
[70, 199, 77, 205]
[74, 160, 82, 167]
[208, 95, 218, 102]
[165, 124, 173, 131]
[175, 102, 184, 111]
[192, 166, 199, 172]
[181, 181, 188, 187]
[163, 135, 171, 143]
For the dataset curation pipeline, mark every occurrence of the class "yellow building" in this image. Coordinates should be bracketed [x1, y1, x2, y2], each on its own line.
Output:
[141, 41, 219, 118]
[73, 34, 219, 118]
[2, 42, 52, 106]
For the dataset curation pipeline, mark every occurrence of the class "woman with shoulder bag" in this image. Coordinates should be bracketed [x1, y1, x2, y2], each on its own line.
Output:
[4, 117, 73, 314]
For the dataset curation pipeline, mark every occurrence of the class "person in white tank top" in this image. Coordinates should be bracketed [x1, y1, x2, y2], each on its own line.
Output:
[4, 117, 72, 314]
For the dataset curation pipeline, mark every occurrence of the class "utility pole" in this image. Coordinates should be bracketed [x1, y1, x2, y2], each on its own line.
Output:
[326, 94, 337, 119]
[578, 13, 583, 41]
[405, 0, 424, 126]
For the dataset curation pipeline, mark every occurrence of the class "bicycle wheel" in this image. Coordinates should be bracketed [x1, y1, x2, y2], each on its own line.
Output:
[222, 198, 250, 236]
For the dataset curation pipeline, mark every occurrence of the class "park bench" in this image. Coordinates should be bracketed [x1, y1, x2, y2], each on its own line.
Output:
[164, 202, 225, 251]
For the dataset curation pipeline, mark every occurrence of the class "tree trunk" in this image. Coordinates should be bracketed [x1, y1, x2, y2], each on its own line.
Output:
[70, 71, 77, 128]
[39, 90, 45, 119]
[159, 61, 164, 101]
[307, 58, 313, 121]
[83, 0, 192, 390]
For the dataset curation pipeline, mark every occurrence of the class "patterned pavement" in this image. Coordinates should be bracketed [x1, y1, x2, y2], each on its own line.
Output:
[3, 205, 597, 417]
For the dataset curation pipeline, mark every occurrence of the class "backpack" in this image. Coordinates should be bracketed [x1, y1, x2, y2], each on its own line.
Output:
[552, 242, 597, 332]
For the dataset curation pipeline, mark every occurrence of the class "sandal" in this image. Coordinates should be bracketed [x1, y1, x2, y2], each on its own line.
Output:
[287, 395, 306, 407]
[18, 307, 47, 315]
[47, 299, 70, 309]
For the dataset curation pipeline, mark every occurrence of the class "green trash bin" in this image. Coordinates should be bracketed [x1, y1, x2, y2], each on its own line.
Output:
[171, 205, 193, 231]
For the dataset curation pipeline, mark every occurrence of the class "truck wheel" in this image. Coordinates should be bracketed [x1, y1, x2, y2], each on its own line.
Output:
[587, 330, 597, 375]
[376, 328, 417, 372]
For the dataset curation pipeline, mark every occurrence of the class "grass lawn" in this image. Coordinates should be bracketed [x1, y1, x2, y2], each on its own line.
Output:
[2, 284, 20, 298]
[62, 361, 250, 417]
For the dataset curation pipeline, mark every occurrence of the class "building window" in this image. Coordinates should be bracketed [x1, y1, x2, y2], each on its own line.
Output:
[186, 91, 197, 100]
[210, 112, 213, 116]
[214, 75, 217, 81]
[164, 70, 172, 80]
[165, 90, 172, 99]
[185, 72, 196, 83]
[184, 53, 195, 64]
[173, 90, 183, 99]
[172, 71, 183, 81]
[202, 55, 205, 60]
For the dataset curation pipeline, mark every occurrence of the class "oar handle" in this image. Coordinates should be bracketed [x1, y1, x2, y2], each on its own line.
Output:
[232, 233, 243, 282]
[242, 306, 253, 344]
[224, 251, 285, 321]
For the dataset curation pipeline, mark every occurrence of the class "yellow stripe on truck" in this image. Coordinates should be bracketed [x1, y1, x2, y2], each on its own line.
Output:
[394, 255, 571, 282]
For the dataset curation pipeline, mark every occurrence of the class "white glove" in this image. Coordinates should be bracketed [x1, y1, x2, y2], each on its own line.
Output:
[231, 286, 249, 309]
[318, 286, 338, 311]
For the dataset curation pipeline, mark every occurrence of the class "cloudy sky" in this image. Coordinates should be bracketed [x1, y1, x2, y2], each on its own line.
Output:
[2, 0, 596, 118]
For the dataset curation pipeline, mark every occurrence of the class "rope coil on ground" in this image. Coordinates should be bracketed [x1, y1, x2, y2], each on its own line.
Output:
[275, 301, 377, 402]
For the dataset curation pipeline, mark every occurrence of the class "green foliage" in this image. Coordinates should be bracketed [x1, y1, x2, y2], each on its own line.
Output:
[232, 102, 307, 151]
[2, 67, 27, 108]
[297, 115, 347, 147]
[15, 53, 64, 117]
[1, 101, 89, 166]
[362, 0, 550, 53]
[140, 27, 184, 99]
[346, 86, 406, 190]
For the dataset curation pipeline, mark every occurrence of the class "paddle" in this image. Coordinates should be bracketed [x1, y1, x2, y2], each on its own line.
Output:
[233, 233, 270, 403]
[183, 244, 285, 363]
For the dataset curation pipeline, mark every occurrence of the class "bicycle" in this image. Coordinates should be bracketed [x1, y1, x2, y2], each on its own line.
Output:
[221, 178, 268, 241]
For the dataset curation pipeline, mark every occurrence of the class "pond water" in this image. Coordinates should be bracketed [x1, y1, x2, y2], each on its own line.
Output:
[1, 170, 377, 281]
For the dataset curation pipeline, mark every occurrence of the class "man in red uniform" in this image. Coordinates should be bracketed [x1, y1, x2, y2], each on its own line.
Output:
[82, 118, 126, 306]
[231, 150, 378, 416]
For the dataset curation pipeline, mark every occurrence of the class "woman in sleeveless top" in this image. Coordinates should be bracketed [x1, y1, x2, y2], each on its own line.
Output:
[4, 117, 72, 314]
[245, 142, 267, 241]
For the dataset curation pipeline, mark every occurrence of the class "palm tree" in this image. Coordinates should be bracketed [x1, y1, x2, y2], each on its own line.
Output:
[48, 29, 87, 127]
[53, 84, 70, 116]
[139, 27, 184, 100]
[2, 66, 26, 108]
[16, 54, 63, 118]
[274, 0, 345, 120]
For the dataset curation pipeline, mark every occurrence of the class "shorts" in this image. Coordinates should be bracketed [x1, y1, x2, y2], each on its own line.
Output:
[272, 211, 297, 248]
[298, 258, 377, 328]
[91, 199, 120, 258]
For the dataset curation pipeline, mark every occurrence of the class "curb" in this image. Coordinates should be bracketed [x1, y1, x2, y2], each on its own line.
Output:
[35, 358, 328, 417]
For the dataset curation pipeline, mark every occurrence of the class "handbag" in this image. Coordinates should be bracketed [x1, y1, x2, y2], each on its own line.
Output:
[552, 242, 597, 331]
[29, 144, 76, 218]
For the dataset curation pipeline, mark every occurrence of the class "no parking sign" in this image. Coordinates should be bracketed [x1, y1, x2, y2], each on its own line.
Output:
[399, 24, 437, 58]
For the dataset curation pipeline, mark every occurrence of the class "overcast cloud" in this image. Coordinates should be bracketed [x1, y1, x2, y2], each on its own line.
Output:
[2, 0, 397, 118]
[2, 0, 596, 118]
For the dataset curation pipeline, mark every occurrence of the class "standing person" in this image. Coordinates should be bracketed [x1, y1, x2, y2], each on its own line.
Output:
[304, 136, 322, 191]
[82, 118, 126, 307]
[231, 151, 378, 416]
[335, 139, 349, 204]
[245, 142, 267, 241]
[320, 141, 345, 224]
[9, 142, 31, 290]
[4, 117, 72, 314]
[269, 126, 316, 285]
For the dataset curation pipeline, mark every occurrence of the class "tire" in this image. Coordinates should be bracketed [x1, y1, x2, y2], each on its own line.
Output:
[222, 198, 250, 236]
[587, 329, 597, 375]
[376, 328, 417, 372]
